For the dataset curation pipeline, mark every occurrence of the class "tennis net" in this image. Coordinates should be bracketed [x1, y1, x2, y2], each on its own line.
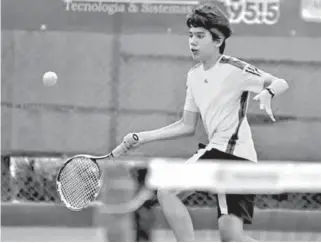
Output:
[2, 155, 321, 242]
[97, 158, 321, 242]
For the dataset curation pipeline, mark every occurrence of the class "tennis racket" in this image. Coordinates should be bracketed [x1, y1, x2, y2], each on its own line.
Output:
[56, 134, 139, 211]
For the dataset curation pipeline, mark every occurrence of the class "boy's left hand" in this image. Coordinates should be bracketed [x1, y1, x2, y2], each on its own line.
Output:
[253, 89, 276, 122]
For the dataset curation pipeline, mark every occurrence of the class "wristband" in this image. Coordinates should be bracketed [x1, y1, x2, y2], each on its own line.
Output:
[265, 87, 275, 98]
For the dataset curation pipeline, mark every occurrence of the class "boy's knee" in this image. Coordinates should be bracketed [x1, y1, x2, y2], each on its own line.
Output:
[157, 190, 178, 201]
[218, 214, 244, 242]
[156, 190, 169, 201]
[219, 229, 243, 242]
[157, 190, 173, 206]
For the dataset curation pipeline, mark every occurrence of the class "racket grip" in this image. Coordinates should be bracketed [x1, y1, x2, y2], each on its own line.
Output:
[112, 134, 139, 158]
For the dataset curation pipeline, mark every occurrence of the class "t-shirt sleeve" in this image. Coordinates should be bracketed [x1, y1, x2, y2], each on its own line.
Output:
[183, 76, 199, 113]
[241, 64, 273, 93]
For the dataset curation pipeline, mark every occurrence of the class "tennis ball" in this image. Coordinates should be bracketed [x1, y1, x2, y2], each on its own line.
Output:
[43, 71, 58, 86]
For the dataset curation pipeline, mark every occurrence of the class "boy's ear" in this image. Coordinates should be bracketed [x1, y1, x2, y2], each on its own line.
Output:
[214, 37, 224, 47]
[210, 28, 225, 47]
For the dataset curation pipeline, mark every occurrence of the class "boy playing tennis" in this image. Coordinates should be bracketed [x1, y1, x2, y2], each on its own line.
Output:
[120, 3, 289, 242]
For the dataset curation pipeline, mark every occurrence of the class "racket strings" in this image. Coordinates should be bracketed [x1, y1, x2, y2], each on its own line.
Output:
[59, 157, 101, 209]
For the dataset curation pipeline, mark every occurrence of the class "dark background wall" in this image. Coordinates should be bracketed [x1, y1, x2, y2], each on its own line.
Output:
[2, 0, 321, 161]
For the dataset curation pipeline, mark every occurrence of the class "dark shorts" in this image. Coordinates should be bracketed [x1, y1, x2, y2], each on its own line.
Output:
[131, 145, 255, 225]
[197, 144, 255, 224]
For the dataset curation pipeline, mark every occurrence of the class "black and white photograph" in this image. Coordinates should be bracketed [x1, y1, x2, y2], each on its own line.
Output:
[1, 0, 321, 241]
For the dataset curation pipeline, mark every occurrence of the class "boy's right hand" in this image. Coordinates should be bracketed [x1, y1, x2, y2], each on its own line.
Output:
[123, 133, 141, 150]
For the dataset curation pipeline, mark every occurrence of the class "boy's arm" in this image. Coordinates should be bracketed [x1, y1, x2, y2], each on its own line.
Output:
[123, 83, 200, 147]
[137, 109, 199, 144]
[262, 73, 288, 97]
[241, 64, 289, 121]
[242, 64, 289, 96]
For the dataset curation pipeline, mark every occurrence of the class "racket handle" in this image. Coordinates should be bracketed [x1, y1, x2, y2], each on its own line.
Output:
[112, 134, 139, 158]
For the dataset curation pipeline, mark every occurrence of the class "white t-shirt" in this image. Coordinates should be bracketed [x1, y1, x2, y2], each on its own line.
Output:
[184, 55, 271, 162]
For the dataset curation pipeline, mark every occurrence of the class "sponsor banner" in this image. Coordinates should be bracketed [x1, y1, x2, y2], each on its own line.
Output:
[300, 0, 321, 22]
[2, 0, 320, 36]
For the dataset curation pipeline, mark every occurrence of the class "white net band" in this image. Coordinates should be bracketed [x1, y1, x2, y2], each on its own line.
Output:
[141, 159, 321, 193]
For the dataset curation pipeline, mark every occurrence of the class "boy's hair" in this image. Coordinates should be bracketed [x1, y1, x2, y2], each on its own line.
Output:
[186, 3, 232, 54]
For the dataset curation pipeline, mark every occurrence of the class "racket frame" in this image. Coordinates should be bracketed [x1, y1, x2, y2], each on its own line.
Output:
[56, 154, 109, 211]
[56, 133, 139, 211]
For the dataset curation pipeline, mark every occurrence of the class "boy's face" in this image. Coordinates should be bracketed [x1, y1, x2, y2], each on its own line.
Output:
[188, 27, 220, 61]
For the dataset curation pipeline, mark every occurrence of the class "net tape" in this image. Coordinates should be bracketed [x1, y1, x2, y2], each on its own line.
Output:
[137, 159, 321, 193]
[3, 156, 321, 210]
[98, 159, 321, 214]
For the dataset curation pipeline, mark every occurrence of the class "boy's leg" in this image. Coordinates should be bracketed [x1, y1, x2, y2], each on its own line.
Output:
[217, 194, 255, 242]
[218, 214, 256, 242]
[157, 147, 208, 241]
[203, 148, 257, 242]
[157, 190, 195, 241]
[216, 181, 256, 241]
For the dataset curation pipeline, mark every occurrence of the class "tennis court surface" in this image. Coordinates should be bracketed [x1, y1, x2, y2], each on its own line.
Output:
[2, 227, 321, 242]
[2, 202, 321, 242]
